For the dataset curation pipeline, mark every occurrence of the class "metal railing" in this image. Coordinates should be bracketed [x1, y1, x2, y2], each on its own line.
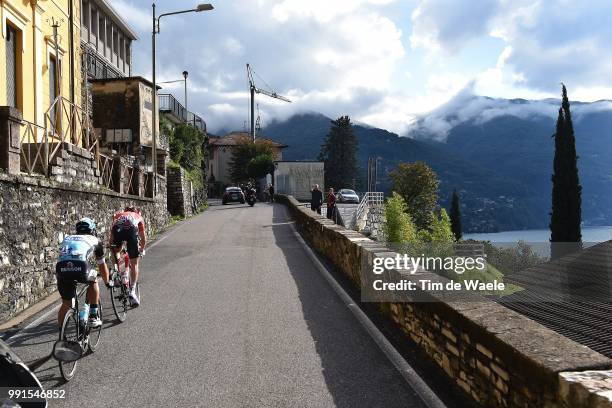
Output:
[99, 153, 115, 190]
[159, 93, 206, 133]
[19, 120, 48, 175]
[82, 44, 124, 80]
[352, 192, 384, 227]
[123, 165, 137, 196]
[20, 96, 99, 176]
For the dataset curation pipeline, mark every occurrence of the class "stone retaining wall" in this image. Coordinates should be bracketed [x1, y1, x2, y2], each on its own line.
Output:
[0, 173, 168, 322]
[166, 167, 206, 217]
[278, 194, 612, 408]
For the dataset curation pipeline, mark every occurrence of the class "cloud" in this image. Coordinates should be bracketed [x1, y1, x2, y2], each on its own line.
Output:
[407, 82, 612, 141]
[410, 0, 612, 94]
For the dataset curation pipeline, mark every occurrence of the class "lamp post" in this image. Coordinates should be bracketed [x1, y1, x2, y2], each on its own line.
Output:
[152, 3, 213, 195]
[183, 70, 189, 112]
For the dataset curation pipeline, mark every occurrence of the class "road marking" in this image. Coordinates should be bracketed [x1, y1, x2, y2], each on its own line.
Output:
[5, 304, 60, 345]
[289, 223, 447, 408]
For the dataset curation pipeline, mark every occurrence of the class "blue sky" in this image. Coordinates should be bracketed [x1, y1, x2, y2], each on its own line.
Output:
[115, 0, 612, 134]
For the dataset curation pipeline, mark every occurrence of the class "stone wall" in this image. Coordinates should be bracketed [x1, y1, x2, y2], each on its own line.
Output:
[0, 173, 168, 322]
[166, 166, 207, 217]
[278, 194, 612, 408]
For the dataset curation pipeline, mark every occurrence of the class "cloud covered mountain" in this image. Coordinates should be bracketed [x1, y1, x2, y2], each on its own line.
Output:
[263, 95, 612, 233]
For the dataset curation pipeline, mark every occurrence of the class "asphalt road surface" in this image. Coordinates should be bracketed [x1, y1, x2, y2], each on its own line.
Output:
[4, 201, 433, 407]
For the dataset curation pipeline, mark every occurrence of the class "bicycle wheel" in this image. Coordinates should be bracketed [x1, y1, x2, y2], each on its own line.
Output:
[110, 272, 128, 322]
[59, 309, 79, 382]
[88, 301, 103, 352]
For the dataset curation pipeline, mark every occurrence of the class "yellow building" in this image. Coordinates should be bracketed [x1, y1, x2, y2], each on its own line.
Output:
[0, 0, 81, 128]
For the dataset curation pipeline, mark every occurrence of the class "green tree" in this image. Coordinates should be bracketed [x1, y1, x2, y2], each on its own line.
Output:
[246, 154, 274, 180]
[550, 84, 582, 258]
[383, 192, 417, 243]
[318, 116, 358, 189]
[229, 138, 275, 183]
[449, 189, 462, 241]
[389, 162, 439, 230]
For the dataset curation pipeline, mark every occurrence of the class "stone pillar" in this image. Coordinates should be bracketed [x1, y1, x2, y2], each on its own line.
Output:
[112, 156, 124, 194]
[0, 107, 22, 174]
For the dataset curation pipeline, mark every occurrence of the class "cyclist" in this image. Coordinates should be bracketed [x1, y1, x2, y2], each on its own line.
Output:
[109, 206, 146, 306]
[56, 218, 108, 328]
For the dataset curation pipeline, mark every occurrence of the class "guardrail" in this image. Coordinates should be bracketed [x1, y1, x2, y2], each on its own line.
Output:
[351, 192, 384, 227]
[159, 94, 206, 133]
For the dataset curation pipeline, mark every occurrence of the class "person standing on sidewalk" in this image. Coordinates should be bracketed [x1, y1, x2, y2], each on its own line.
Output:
[268, 184, 275, 203]
[326, 187, 336, 220]
[311, 184, 323, 214]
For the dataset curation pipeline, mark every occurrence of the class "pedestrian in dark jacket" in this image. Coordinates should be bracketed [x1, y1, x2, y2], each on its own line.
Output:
[311, 184, 323, 214]
[326, 187, 336, 220]
[268, 184, 274, 202]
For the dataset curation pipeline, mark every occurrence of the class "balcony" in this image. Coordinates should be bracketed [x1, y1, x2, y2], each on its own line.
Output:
[82, 44, 123, 80]
[158, 94, 206, 134]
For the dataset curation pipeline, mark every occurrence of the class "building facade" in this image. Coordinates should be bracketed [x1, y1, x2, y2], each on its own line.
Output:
[0, 0, 81, 126]
[80, 0, 137, 81]
[207, 132, 286, 191]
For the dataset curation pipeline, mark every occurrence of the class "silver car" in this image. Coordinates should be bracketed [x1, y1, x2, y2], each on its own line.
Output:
[337, 189, 360, 204]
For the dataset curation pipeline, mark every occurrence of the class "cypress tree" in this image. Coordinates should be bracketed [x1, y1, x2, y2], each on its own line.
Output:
[450, 189, 462, 241]
[318, 116, 358, 189]
[550, 84, 582, 258]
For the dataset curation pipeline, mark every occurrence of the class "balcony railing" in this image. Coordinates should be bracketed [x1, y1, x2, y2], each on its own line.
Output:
[82, 44, 123, 80]
[158, 94, 206, 133]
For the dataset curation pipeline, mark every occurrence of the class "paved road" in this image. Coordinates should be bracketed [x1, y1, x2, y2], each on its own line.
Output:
[4, 201, 431, 407]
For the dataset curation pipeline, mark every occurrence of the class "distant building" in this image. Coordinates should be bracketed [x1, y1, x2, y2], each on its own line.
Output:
[207, 132, 287, 189]
[274, 161, 324, 201]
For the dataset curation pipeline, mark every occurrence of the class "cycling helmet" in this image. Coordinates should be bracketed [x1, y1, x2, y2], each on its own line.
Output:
[75, 217, 96, 235]
[124, 206, 138, 213]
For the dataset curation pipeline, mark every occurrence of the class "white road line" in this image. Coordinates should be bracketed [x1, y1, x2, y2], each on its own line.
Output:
[5, 305, 60, 345]
[289, 223, 447, 408]
[4, 217, 191, 345]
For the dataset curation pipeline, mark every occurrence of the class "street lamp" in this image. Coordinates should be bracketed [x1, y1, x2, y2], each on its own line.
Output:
[182, 70, 189, 111]
[151, 3, 213, 195]
[159, 70, 189, 111]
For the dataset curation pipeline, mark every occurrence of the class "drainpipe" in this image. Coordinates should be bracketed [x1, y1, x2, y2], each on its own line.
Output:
[68, 0, 75, 105]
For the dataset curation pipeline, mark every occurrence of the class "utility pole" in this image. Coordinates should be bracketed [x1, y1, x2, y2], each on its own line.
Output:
[152, 3, 158, 195]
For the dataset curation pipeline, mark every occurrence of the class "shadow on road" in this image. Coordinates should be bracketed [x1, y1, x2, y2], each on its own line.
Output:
[270, 204, 428, 408]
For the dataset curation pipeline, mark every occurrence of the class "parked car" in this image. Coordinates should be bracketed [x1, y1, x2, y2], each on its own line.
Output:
[222, 187, 245, 205]
[336, 189, 360, 204]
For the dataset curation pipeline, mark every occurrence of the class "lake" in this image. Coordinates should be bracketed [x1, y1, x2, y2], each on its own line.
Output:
[464, 226, 612, 243]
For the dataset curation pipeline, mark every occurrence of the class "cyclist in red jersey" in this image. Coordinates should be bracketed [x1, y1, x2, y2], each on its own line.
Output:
[109, 206, 146, 305]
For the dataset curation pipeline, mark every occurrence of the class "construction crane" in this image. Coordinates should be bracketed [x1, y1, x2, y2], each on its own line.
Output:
[247, 63, 291, 141]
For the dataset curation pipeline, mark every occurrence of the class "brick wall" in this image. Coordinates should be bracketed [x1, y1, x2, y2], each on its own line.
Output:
[0, 173, 168, 322]
[278, 194, 612, 408]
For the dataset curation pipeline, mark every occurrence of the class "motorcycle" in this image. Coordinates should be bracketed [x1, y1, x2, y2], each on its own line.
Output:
[0, 339, 47, 407]
[245, 188, 256, 207]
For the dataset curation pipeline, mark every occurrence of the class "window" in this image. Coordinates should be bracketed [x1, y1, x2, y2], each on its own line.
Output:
[90, 8, 98, 43]
[49, 55, 59, 126]
[82, 0, 90, 29]
[5, 24, 18, 108]
[125, 41, 131, 66]
[99, 16, 105, 47]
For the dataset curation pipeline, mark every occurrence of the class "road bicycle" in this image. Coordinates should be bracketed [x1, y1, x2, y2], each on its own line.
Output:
[52, 282, 103, 382]
[108, 246, 141, 322]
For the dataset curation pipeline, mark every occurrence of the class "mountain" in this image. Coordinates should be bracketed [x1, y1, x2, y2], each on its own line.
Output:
[264, 112, 534, 232]
[262, 96, 612, 233]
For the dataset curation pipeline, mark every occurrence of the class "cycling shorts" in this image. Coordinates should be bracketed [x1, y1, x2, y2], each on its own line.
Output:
[112, 225, 140, 259]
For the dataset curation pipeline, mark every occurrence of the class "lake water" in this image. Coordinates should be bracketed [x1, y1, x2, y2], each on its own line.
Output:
[464, 226, 612, 243]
